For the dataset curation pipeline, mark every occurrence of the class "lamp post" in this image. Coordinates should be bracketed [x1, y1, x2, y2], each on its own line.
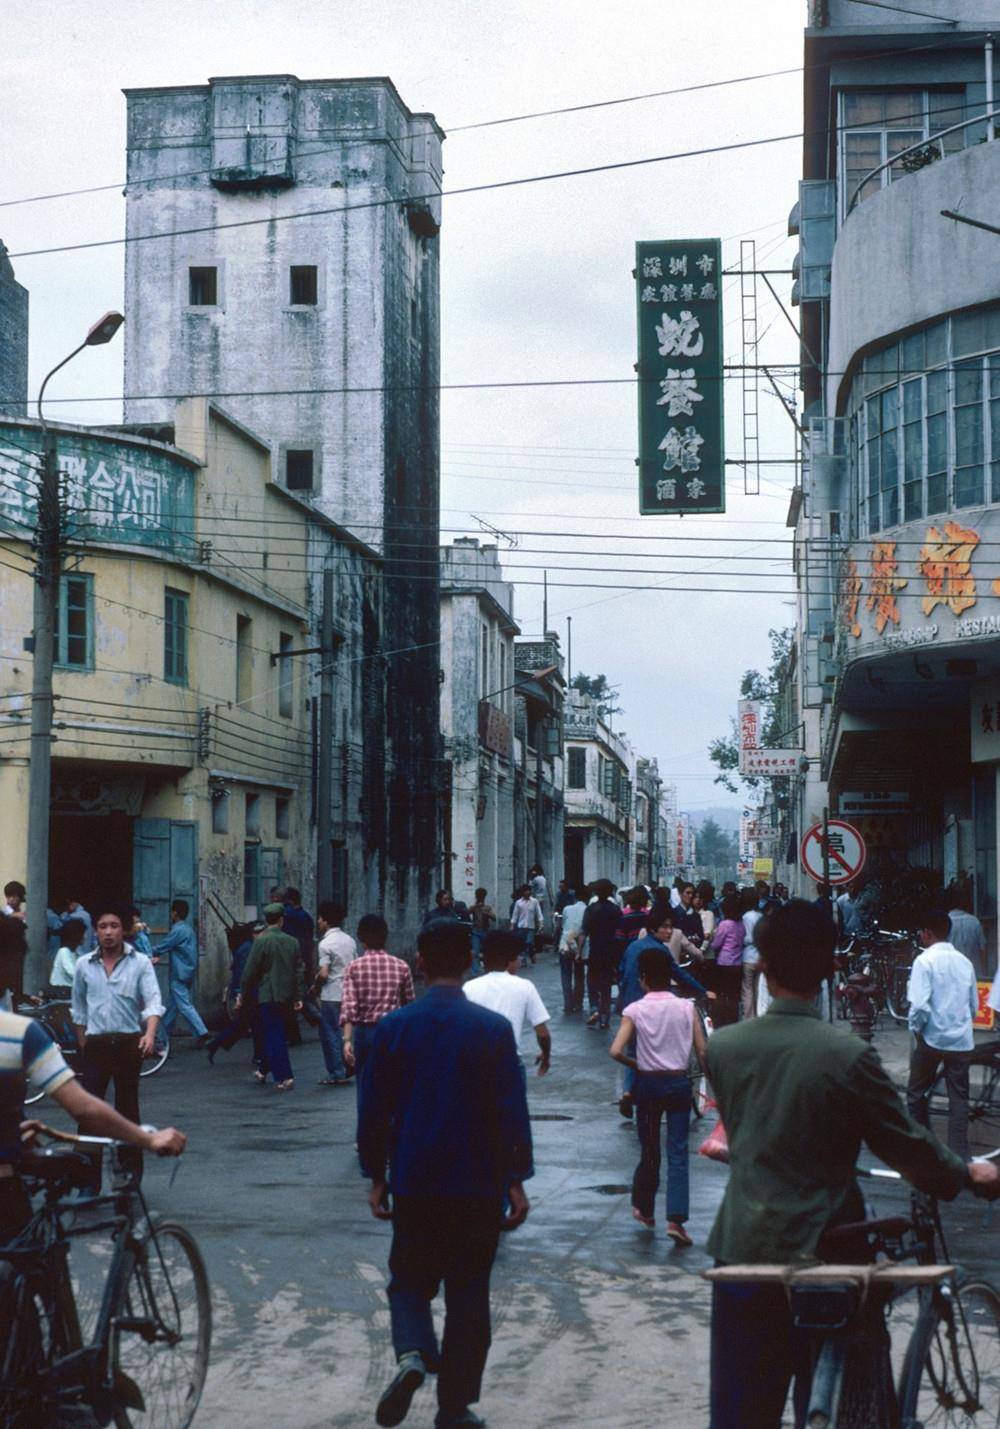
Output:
[24, 313, 124, 992]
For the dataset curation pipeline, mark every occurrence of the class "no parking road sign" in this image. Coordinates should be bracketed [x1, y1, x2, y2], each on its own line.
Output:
[800, 819, 866, 887]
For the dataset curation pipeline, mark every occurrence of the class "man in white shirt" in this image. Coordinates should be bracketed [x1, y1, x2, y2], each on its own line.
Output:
[464, 930, 551, 1074]
[314, 900, 357, 1086]
[557, 892, 589, 1014]
[509, 885, 543, 966]
[906, 908, 979, 1158]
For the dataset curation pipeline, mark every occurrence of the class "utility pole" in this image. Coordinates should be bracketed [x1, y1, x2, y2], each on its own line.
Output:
[534, 718, 545, 871]
[24, 311, 123, 992]
[316, 568, 335, 906]
[23, 427, 60, 993]
[566, 615, 572, 685]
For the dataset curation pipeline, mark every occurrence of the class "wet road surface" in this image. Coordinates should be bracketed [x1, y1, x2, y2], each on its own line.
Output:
[43, 956, 1000, 1428]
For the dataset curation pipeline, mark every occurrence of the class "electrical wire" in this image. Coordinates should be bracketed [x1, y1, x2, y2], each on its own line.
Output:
[0, 36, 965, 215]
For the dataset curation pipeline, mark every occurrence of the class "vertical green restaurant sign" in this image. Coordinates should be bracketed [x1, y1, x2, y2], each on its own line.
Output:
[636, 238, 724, 515]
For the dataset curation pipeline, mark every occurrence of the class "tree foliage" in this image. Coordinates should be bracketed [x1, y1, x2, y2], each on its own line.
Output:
[708, 627, 794, 795]
[569, 672, 623, 720]
[697, 817, 739, 867]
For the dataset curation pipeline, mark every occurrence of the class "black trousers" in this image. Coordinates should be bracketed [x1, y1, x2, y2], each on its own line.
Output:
[387, 1195, 502, 1419]
[80, 1033, 143, 1180]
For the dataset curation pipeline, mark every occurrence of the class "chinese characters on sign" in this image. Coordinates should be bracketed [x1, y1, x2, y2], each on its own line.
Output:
[636, 239, 724, 515]
[737, 698, 761, 774]
[0, 426, 194, 553]
[840, 516, 1000, 643]
[741, 750, 801, 776]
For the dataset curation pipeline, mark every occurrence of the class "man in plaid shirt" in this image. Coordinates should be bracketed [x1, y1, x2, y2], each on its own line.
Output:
[342, 914, 415, 1121]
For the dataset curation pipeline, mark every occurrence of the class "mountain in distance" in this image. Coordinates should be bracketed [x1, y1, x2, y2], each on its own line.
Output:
[685, 805, 741, 834]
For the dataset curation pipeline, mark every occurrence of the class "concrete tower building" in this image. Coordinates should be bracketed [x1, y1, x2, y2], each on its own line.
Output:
[122, 75, 445, 942]
[0, 243, 28, 417]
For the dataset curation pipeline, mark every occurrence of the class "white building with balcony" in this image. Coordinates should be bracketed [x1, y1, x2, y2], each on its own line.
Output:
[786, 1, 1000, 971]
[563, 693, 636, 892]
[440, 539, 519, 909]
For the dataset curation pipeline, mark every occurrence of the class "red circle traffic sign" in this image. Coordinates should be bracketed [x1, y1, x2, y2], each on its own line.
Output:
[800, 819, 866, 886]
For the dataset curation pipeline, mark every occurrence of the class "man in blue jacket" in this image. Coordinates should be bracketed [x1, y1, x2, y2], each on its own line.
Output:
[359, 918, 533, 1429]
[152, 899, 209, 1044]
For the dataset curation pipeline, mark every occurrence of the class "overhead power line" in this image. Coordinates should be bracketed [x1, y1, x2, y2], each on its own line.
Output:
[0, 37, 956, 214]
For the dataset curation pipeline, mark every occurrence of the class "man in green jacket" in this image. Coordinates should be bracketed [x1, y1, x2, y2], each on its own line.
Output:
[705, 898, 998, 1429]
[238, 903, 303, 1090]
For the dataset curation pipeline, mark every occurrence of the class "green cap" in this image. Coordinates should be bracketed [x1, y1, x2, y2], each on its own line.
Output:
[263, 902, 285, 918]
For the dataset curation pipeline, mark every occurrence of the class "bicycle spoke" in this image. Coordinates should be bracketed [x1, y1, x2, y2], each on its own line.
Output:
[113, 1223, 210, 1429]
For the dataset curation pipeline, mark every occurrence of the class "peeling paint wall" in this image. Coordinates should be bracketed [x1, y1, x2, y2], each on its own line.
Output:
[123, 76, 444, 954]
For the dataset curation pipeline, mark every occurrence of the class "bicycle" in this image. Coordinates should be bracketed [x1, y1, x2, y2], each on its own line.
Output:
[704, 1152, 1000, 1427]
[928, 1040, 1000, 1147]
[19, 1003, 171, 1106]
[0, 1124, 211, 1427]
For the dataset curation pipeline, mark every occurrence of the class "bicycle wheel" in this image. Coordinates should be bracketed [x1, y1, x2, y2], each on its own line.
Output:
[112, 1221, 211, 1429]
[139, 1028, 170, 1078]
[885, 963, 912, 1025]
[0, 1263, 82, 1426]
[899, 1274, 1000, 1426]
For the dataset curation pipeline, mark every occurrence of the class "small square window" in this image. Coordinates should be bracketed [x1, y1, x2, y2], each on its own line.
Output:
[286, 449, 314, 491]
[275, 797, 290, 839]
[245, 792, 260, 838]
[188, 267, 218, 306]
[289, 265, 318, 305]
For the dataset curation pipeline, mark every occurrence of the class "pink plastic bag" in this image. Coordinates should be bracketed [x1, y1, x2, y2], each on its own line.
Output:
[698, 1119, 730, 1164]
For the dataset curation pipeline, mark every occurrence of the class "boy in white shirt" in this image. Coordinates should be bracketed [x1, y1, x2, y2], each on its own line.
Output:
[314, 901, 357, 1086]
[464, 930, 551, 1075]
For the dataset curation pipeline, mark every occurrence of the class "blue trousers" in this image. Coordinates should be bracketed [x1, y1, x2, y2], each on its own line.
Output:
[632, 1074, 691, 1223]
[318, 1000, 346, 1078]
[161, 978, 208, 1038]
[353, 1022, 378, 1133]
[258, 1001, 293, 1083]
[388, 1195, 502, 1420]
[710, 1283, 814, 1428]
[558, 952, 585, 1011]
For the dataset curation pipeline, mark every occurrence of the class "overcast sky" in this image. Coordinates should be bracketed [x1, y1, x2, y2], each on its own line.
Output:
[1, 0, 806, 811]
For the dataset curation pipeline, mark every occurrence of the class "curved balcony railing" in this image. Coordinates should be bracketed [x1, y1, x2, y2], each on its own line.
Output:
[847, 110, 1000, 216]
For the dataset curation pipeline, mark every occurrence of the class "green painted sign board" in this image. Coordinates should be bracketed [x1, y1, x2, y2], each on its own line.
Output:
[0, 425, 195, 553]
[636, 238, 724, 515]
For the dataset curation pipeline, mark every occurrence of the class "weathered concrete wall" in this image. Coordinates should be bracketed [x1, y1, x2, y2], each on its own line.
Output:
[0, 246, 27, 418]
[439, 541, 518, 908]
[123, 75, 444, 955]
[828, 141, 1000, 413]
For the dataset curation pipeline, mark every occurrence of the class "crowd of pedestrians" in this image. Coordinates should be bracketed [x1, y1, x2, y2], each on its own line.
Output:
[4, 863, 1000, 1428]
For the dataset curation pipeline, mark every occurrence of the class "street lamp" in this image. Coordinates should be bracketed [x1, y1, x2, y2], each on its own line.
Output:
[24, 312, 125, 992]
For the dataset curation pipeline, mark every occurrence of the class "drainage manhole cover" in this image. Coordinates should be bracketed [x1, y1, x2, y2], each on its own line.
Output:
[584, 1184, 630, 1195]
[529, 1113, 574, 1121]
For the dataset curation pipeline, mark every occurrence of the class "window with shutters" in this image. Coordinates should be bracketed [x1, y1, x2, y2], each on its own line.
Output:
[54, 574, 93, 670]
[164, 588, 188, 685]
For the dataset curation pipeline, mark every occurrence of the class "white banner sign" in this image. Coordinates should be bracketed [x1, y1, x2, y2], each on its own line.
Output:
[741, 749, 800, 777]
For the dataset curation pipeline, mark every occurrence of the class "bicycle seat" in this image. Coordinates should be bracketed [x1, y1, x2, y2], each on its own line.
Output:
[20, 1145, 98, 1191]
[969, 1040, 1000, 1064]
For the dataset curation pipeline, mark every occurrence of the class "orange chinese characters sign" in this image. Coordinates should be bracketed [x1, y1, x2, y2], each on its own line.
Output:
[918, 520, 980, 617]
[866, 541, 907, 634]
[974, 981, 995, 1032]
[840, 557, 862, 639]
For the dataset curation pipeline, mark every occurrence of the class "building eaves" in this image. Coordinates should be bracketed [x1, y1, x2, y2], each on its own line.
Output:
[440, 580, 519, 633]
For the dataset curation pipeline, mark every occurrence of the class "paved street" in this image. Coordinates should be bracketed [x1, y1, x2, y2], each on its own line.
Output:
[45, 957, 999, 1428]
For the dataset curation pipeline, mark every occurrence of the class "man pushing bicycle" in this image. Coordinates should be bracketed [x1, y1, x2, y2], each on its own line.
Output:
[0, 916, 185, 1243]
[704, 898, 998, 1429]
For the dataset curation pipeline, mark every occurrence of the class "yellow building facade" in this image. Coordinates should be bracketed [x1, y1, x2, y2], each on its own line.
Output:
[0, 399, 380, 1012]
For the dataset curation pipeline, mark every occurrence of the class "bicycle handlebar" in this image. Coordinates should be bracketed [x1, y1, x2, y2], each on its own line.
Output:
[22, 1122, 159, 1151]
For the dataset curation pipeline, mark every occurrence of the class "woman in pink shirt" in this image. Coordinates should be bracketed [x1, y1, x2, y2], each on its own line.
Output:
[709, 894, 744, 1028]
[609, 945, 707, 1245]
